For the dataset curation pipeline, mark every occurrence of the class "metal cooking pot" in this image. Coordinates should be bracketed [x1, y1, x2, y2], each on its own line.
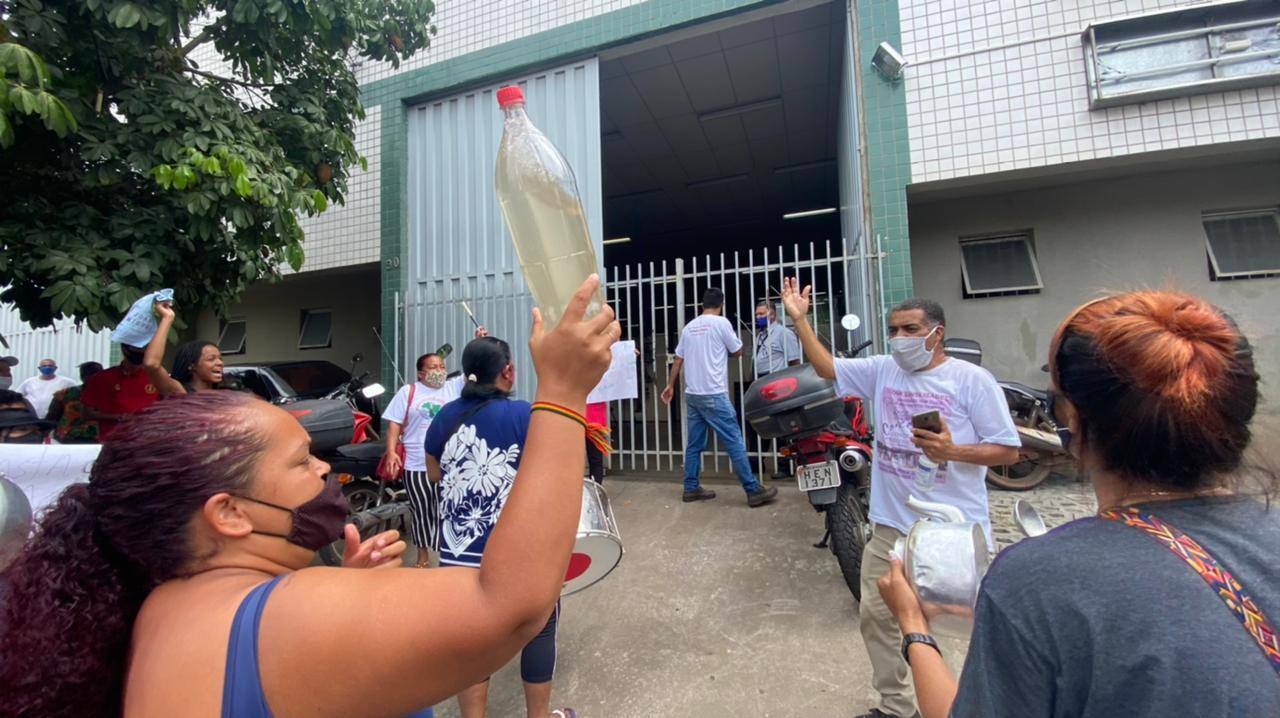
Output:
[894, 495, 991, 639]
[0, 472, 33, 572]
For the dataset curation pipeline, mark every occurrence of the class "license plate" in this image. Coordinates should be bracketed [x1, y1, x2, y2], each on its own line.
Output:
[797, 461, 841, 492]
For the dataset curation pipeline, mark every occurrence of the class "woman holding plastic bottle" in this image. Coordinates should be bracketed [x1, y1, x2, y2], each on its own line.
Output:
[0, 276, 619, 718]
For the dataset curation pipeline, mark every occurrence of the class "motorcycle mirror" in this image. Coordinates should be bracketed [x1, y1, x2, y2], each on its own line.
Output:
[841, 314, 862, 332]
[1013, 499, 1048, 538]
[361, 383, 386, 399]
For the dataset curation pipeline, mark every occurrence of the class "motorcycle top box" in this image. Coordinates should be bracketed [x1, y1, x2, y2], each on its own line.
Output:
[284, 399, 356, 453]
[744, 364, 846, 440]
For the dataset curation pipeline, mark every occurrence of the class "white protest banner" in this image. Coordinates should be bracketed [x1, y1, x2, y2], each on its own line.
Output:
[587, 341, 638, 404]
[0, 444, 101, 515]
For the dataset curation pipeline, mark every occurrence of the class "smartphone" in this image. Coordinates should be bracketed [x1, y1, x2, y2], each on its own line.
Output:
[911, 410, 943, 434]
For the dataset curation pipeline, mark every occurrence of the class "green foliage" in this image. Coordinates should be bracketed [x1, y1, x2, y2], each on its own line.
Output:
[0, 0, 435, 330]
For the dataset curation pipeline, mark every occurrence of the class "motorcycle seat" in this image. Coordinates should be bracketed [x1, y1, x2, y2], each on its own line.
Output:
[1001, 382, 1049, 403]
[335, 442, 385, 460]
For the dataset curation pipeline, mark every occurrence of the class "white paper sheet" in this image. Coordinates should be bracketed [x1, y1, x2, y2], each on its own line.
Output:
[587, 341, 639, 404]
[0, 444, 101, 515]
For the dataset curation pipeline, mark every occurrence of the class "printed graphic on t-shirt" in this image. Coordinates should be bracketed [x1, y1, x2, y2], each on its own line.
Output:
[439, 423, 521, 558]
[417, 399, 445, 421]
[877, 387, 954, 484]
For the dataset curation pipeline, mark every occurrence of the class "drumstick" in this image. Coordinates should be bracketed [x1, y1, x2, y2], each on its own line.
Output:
[460, 301, 482, 330]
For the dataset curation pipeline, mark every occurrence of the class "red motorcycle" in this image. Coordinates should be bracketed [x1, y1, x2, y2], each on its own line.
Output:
[744, 340, 875, 602]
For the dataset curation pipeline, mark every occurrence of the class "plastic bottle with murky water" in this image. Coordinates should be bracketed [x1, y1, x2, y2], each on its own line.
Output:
[494, 85, 605, 327]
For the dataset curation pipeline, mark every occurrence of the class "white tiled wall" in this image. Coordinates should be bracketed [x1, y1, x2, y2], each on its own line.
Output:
[354, 0, 646, 85]
[296, 104, 383, 272]
[901, 0, 1280, 183]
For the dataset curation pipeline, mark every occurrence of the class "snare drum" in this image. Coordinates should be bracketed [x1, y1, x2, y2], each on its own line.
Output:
[563, 479, 623, 596]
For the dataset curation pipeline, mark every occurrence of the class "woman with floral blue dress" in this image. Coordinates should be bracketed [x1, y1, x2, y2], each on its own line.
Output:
[425, 336, 575, 718]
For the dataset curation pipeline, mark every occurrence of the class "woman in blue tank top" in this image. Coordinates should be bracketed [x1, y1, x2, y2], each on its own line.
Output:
[0, 278, 620, 717]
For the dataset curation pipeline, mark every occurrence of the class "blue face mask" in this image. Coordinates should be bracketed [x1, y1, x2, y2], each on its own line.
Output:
[755, 317, 769, 330]
[39, 366, 56, 376]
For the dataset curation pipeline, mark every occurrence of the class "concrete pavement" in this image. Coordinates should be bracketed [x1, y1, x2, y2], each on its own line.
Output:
[435, 473, 1095, 717]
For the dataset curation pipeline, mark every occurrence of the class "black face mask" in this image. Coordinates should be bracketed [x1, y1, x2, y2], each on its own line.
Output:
[237, 475, 350, 551]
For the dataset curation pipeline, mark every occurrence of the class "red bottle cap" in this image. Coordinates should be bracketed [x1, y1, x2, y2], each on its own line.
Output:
[496, 85, 525, 108]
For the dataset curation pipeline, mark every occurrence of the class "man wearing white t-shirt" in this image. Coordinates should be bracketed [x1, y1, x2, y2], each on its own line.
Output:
[781, 277, 1019, 718]
[19, 359, 78, 419]
[662, 288, 778, 507]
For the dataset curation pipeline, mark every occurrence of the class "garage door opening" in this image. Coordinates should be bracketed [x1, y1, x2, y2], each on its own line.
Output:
[595, 1, 872, 475]
[599, 1, 844, 268]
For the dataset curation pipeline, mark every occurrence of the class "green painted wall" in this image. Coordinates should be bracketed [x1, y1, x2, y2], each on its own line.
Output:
[853, 0, 912, 312]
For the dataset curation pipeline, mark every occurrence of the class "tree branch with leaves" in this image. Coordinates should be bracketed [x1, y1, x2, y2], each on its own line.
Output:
[0, 0, 436, 331]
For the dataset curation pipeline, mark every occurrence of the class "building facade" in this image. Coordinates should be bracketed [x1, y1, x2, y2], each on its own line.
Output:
[897, 0, 1280, 455]
[205, 0, 1278, 462]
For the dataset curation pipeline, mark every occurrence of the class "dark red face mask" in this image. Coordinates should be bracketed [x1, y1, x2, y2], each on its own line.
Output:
[237, 474, 349, 551]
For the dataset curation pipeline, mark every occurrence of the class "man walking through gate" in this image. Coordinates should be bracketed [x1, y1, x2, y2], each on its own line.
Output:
[662, 288, 778, 507]
[782, 277, 1018, 718]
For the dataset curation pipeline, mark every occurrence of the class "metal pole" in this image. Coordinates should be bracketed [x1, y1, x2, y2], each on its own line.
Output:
[674, 258, 686, 476]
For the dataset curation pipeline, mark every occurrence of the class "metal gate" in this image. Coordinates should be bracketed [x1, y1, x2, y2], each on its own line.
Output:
[603, 238, 882, 476]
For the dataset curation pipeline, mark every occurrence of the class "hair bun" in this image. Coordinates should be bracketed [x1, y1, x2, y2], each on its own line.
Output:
[1083, 291, 1239, 406]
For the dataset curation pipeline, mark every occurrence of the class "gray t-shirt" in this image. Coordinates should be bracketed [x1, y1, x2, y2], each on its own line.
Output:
[953, 495, 1280, 718]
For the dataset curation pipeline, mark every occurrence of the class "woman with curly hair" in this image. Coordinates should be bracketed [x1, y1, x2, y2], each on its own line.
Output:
[0, 277, 618, 718]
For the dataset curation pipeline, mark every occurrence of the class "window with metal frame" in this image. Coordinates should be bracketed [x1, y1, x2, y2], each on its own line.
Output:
[1203, 208, 1280, 281]
[217, 318, 247, 355]
[1083, 0, 1280, 108]
[959, 232, 1044, 299]
[298, 309, 333, 350]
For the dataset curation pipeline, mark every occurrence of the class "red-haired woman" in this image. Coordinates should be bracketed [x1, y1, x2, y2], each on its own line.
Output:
[0, 277, 620, 718]
[878, 290, 1279, 718]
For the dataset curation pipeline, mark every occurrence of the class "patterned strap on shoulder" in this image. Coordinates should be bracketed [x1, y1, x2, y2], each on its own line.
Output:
[1100, 506, 1280, 676]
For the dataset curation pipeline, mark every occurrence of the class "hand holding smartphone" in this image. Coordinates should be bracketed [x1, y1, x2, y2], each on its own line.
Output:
[911, 409, 943, 434]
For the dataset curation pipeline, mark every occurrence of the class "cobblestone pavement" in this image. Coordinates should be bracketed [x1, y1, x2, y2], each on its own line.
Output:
[987, 470, 1097, 550]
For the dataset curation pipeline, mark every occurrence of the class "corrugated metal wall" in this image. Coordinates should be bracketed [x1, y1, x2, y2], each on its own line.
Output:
[404, 59, 602, 400]
[0, 303, 111, 379]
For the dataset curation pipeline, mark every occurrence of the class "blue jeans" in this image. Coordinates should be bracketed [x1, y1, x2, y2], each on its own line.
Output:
[683, 393, 761, 494]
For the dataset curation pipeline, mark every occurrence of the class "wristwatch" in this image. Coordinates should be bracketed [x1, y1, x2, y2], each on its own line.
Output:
[901, 632, 941, 664]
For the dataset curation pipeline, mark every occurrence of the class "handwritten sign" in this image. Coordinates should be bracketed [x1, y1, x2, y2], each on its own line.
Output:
[0, 444, 101, 515]
[587, 341, 639, 404]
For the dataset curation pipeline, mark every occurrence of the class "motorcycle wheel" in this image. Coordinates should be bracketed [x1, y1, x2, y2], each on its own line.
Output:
[986, 458, 1051, 491]
[342, 480, 386, 512]
[827, 479, 870, 603]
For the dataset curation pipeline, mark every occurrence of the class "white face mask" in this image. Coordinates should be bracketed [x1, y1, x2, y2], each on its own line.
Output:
[889, 326, 939, 372]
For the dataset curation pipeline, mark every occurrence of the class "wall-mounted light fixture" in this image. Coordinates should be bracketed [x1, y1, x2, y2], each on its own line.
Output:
[603, 237, 632, 245]
[871, 41, 906, 81]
